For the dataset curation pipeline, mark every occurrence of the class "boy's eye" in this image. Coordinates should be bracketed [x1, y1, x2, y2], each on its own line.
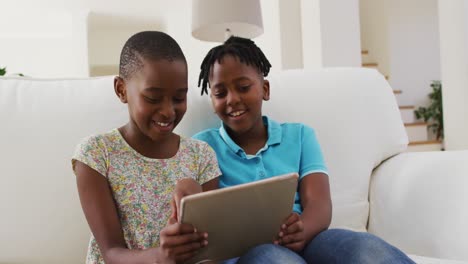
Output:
[239, 85, 251, 92]
[213, 91, 227, 98]
[212, 89, 227, 98]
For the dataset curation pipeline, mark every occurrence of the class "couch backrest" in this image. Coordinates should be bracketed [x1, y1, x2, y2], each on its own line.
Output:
[0, 68, 408, 263]
[263, 68, 408, 230]
[0, 77, 126, 263]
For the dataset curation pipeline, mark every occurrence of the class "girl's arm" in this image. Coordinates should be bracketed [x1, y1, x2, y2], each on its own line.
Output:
[276, 172, 331, 252]
[171, 177, 219, 220]
[75, 161, 205, 264]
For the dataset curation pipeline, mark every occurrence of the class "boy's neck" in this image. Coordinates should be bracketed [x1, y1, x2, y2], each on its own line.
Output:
[228, 119, 268, 156]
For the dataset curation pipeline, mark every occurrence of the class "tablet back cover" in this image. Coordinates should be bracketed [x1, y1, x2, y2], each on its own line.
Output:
[180, 173, 298, 263]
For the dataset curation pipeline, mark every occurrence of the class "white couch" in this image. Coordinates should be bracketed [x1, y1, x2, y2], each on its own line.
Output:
[1, 68, 467, 264]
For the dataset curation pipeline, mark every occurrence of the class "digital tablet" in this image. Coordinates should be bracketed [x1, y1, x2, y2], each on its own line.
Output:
[180, 173, 299, 264]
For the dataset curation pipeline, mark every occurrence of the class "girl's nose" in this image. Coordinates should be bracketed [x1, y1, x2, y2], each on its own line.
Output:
[158, 100, 176, 119]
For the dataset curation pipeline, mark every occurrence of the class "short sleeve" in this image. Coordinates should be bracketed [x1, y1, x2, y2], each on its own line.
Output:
[197, 142, 221, 184]
[300, 125, 328, 179]
[71, 135, 108, 178]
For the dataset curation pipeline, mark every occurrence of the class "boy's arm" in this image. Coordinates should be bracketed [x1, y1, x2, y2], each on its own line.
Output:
[202, 177, 219, 191]
[276, 172, 331, 251]
[296, 125, 331, 241]
[75, 161, 205, 264]
[299, 172, 332, 241]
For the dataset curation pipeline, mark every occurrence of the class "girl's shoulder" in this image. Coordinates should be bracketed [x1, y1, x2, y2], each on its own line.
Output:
[75, 129, 121, 150]
[181, 137, 214, 152]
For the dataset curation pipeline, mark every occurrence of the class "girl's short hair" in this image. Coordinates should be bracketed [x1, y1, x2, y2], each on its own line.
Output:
[198, 36, 272, 95]
[119, 31, 187, 80]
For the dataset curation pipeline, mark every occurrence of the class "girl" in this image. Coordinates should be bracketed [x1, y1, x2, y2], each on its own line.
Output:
[193, 36, 415, 264]
[72, 31, 220, 264]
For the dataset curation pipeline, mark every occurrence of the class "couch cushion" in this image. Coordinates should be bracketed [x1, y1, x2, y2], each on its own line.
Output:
[370, 151, 468, 261]
[0, 76, 126, 263]
[409, 254, 468, 264]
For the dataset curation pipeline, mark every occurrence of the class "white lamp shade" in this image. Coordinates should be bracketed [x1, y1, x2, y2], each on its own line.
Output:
[191, 0, 264, 42]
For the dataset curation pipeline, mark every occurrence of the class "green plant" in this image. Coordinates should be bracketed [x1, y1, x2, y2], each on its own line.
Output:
[414, 80, 443, 140]
[0, 66, 24, 77]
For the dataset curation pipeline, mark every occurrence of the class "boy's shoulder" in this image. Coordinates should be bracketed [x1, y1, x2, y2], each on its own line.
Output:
[192, 128, 220, 141]
[270, 118, 315, 133]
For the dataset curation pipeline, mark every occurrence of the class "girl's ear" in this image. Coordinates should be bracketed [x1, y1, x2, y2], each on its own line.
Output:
[262, 79, 270, 101]
[114, 76, 128, 103]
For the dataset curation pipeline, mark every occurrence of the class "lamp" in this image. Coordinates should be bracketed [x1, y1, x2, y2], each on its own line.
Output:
[191, 0, 264, 42]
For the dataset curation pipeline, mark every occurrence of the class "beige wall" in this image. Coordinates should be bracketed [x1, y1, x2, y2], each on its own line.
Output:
[438, 0, 468, 150]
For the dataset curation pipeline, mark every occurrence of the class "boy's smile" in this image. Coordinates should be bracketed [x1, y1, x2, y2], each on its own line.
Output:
[209, 55, 270, 138]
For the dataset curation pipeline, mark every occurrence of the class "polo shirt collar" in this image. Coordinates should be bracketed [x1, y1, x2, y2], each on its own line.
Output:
[265, 116, 282, 145]
[219, 116, 282, 155]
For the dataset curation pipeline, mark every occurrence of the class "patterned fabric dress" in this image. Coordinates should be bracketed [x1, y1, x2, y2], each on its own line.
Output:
[72, 129, 220, 264]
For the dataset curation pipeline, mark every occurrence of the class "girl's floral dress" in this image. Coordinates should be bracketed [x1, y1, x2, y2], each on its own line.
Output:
[72, 129, 220, 264]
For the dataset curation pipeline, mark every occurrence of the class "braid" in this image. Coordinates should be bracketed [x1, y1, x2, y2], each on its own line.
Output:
[198, 36, 272, 95]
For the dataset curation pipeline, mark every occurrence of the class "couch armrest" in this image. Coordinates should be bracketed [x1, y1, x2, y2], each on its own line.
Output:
[368, 150, 468, 262]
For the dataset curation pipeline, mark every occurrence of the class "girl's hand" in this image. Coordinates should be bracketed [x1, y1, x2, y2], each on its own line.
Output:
[159, 217, 208, 264]
[274, 213, 306, 252]
[171, 178, 202, 221]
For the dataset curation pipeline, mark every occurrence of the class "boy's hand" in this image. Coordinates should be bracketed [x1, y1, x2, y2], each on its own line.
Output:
[159, 217, 208, 263]
[274, 213, 306, 252]
[171, 178, 202, 221]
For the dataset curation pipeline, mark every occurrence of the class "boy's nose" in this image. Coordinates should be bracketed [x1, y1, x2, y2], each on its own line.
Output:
[226, 91, 241, 106]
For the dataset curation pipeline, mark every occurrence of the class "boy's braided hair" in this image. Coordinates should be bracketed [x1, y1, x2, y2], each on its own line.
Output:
[198, 36, 272, 95]
[119, 31, 187, 80]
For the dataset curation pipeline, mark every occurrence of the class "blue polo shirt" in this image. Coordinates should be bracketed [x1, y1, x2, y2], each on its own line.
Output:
[193, 116, 328, 213]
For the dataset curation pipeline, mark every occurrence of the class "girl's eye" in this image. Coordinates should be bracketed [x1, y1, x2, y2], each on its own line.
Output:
[173, 97, 186, 103]
[143, 96, 162, 104]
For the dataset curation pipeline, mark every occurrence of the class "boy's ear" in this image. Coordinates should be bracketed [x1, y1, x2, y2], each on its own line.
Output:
[114, 76, 128, 103]
[262, 79, 270, 101]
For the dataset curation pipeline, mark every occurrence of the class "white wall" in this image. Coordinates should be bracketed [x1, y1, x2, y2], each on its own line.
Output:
[359, 0, 390, 75]
[0, 7, 89, 78]
[301, 0, 361, 68]
[387, 0, 441, 108]
[0, 0, 283, 86]
[360, 0, 441, 108]
[301, 0, 323, 69]
[87, 13, 167, 76]
[319, 0, 361, 67]
[438, 0, 468, 150]
[279, 0, 304, 69]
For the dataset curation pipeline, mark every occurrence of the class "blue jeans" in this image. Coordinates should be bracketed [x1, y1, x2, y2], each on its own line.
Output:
[222, 244, 306, 264]
[222, 229, 415, 264]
